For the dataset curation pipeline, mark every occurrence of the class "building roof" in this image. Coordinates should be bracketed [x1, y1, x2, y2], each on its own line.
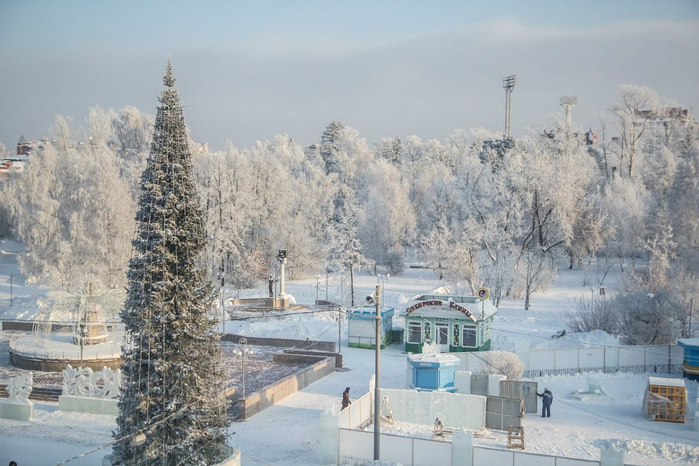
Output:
[648, 376, 685, 388]
[18, 135, 27, 144]
[678, 338, 699, 348]
[407, 352, 461, 368]
[405, 294, 497, 321]
[347, 306, 394, 320]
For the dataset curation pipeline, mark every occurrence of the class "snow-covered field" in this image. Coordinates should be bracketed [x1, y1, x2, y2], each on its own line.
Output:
[1, 240, 698, 465]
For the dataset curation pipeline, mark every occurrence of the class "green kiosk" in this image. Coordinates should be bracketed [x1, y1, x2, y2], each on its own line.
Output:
[404, 289, 497, 354]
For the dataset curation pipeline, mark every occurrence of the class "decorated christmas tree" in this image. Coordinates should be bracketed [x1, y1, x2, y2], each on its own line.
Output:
[113, 60, 228, 465]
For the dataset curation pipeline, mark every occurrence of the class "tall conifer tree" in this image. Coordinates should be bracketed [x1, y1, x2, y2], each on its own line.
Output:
[114, 60, 227, 465]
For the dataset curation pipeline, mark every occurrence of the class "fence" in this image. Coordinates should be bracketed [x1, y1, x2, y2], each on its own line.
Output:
[485, 396, 523, 431]
[521, 345, 683, 378]
[500, 380, 538, 413]
[338, 428, 451, 466]
[473, 447, 601, 466]
[333, 430, 632, 466]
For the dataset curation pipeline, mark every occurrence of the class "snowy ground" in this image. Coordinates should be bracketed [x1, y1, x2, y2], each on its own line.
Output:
[0, 239, 698, 465]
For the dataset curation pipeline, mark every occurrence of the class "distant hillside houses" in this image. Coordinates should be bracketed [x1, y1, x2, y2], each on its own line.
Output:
[0, 135, 34, 175]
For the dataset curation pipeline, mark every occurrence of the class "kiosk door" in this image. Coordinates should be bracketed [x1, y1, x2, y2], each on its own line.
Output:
[436, 323, 449, 351]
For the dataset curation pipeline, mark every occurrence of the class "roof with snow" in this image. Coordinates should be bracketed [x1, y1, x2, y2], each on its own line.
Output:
[678, 338, 699, 348]
[407, 352, 461, 368]
[648, 376, 686, 388]
[405, 294, 497, 321]
[347, 305, 394, 320]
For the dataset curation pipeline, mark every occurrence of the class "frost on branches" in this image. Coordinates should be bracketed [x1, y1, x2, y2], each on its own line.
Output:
[113, 60, 228, 466]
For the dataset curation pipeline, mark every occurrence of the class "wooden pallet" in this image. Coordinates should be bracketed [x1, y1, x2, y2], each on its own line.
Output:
[432, 417, 452, 441]
[648, 384, 686, 423]
[507, 425, 525, 450]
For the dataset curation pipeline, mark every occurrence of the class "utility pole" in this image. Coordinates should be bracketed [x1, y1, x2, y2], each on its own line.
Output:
[338, 307, 342, 353]
[221, 277, 225, 335]
[503, 75, 516, 138]
[374, 285, 381, 460]
[560, 96, 578, 134]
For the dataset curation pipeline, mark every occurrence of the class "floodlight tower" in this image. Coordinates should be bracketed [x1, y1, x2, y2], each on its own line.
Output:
[560, 96, 578, 132]
[503, 75, 516, 138]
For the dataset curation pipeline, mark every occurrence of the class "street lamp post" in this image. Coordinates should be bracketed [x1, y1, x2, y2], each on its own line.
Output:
[9, 273, 13, 305]
[315, 274, 321, 305]
[378, 274, 389, 305]
[233, 337, 253, 400]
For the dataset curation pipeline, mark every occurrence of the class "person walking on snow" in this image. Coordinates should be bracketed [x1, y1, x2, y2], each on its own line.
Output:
[537, 388, 553, 417]
[342, 387, 351, 410]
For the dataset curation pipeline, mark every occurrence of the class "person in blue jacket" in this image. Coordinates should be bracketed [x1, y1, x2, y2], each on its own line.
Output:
[537, 388, 553, 417]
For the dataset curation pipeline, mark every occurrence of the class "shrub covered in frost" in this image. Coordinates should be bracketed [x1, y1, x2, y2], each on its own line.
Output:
[478, 351, 524, 381]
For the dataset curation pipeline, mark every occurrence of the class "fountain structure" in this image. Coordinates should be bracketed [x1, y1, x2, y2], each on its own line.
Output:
[9, 276, 125, 371]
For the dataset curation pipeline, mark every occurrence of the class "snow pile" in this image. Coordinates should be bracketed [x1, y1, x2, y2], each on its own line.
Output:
[595, 438, 699, 465]
[532, 329, 621, 350]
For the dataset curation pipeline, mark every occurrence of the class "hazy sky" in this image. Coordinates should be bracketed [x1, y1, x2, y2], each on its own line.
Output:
[1, 0, 698, 151]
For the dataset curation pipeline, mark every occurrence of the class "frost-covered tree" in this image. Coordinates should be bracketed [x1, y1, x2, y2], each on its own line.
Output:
[320, 120, 344, 175]
[114, 61, 228, 466]
[610, 84, 659, 178]
[7, 115, 135, 289]
[358, 158, 414, 274]
[326, 196, 368, 307]
[375, 137, 403, 165]
[478, 351, 524, 381]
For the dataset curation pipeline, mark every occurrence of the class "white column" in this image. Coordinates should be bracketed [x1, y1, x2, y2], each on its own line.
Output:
[451, 429, 474, 466]
[487, 374, 506, 397]
[279, 258, 286, 297]
[319, 407, 339, 465]
[454, 371, 472, 394]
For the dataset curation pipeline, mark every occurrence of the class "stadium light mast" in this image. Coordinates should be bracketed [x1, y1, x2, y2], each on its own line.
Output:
[503, 75, 516, 138]
[560, 96, 578, 132]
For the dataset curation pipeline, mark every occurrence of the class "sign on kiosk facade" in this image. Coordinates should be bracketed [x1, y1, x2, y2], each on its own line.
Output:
[404, 292, 497, 354]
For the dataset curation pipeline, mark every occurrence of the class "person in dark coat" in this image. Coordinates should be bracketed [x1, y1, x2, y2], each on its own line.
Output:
[341, 387, 351, 410]
[536, 388, 553, 417]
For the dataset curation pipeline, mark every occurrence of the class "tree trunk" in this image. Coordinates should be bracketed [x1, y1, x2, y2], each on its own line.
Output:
[350, 263, 355, 307]
[524, 281, 531, 310]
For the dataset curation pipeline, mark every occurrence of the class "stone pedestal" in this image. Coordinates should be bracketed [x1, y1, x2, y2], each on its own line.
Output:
[59, 395, 119, 416]
[0, 401, 34, 421]
[103, 446, 240, 466]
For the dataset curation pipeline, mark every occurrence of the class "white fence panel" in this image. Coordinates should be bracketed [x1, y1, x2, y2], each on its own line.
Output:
[556, 458, 599, 466]
[514, 451, 556, 466]
[381, 433, 414, 466]
[555, 349, 579, 370]
[336, 392, 372, 430]
[605, 346, 618, 369]
[578, 348, 605, 369]
[413, 437, 451, 466]
[644, 345, 673, 367]
[529, 350, 555, 372]
[524, 345, 683, 377]
[338, 428, 373, 462]
[474, 447, 515, 466]
[618, 347, 644, 367]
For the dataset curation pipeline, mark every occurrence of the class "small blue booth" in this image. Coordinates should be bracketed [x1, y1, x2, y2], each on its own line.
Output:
[406, 353, 461, 392]
[347, 305, 394, 349]
[678, 338, 699, 381]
